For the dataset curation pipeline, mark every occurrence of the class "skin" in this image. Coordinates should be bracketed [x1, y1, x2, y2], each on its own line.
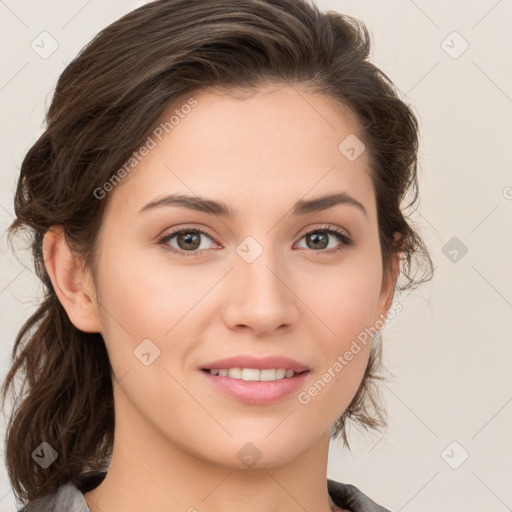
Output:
[43, 84, 399, 512]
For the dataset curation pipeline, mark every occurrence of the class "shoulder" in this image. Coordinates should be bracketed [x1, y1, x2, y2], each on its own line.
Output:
[328, 478, 393, 512]
[17, 482, 86, 512]
[17, 471, 106, 512]
[18, 474, 389, 512]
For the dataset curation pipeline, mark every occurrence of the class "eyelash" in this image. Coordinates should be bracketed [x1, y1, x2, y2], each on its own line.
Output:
[158, 224, 352, 258]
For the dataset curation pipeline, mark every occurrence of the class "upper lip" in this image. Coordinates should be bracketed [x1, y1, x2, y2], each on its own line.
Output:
[201, 355, 310, 373]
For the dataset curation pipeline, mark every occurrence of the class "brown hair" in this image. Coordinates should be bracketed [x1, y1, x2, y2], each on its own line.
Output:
[2, 0, 433, 504]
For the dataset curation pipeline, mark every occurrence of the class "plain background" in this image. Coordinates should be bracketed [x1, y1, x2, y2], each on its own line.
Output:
[1, 1, 511, 511]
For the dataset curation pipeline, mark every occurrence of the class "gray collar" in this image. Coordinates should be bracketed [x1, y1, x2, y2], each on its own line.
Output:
[19, 472, 392, 512]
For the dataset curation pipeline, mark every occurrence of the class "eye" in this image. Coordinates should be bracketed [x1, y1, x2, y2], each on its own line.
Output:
[159, 227, 218, 257]
[158, 224, 352, 258]
[296, 225, 352, 253]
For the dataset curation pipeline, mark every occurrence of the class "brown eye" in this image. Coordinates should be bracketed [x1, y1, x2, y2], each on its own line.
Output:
[159, 228, 217, 257]
[297, 226, 352, 253]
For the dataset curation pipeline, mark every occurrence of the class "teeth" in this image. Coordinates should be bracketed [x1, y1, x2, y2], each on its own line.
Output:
[207, 368, 299, 381]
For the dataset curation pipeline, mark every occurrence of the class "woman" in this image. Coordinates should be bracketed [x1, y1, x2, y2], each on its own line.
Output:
[2, 0, 433, 511]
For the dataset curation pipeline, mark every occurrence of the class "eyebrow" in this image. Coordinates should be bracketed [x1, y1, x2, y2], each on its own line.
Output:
[137, 191, 367, 218]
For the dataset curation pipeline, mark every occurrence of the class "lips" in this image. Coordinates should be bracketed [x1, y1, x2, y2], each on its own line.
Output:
[201, 367, 310, 404]
[201, 355, 311, 373]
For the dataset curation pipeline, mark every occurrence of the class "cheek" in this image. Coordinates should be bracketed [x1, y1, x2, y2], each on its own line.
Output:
[93, 249, 214, 374]
[95, 246, 200, 332]
[307, 261, 382, 348]
[297, 259, 381, 406]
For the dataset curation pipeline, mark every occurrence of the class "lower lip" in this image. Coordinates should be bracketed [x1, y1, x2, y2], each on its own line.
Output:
[200, 370, 310, 405]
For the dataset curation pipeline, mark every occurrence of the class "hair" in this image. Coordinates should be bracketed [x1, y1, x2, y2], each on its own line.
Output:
[1, 0, 434, 505]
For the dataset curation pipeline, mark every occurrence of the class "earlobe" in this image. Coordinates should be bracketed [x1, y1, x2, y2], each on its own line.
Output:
[42, 226, 102, 333]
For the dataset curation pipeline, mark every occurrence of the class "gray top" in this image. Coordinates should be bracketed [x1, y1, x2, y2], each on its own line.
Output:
[18, 471, 392, 512]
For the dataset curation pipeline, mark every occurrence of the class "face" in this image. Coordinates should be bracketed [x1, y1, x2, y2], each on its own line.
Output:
[85, 85, 396, 469]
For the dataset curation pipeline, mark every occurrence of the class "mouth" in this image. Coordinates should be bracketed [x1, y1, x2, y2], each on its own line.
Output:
[201, 368, 310, 381]
[200, 368, 311, 405]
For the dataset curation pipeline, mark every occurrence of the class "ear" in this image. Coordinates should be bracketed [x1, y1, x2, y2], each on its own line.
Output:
[42, 225, 102, 333]
[375, 232, 402, 323]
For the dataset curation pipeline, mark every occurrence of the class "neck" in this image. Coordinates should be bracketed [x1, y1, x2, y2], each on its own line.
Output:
[84, 386, 338, 512]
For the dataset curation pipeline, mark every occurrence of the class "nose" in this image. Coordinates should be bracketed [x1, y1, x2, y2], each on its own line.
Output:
[221, 245, 300, 336]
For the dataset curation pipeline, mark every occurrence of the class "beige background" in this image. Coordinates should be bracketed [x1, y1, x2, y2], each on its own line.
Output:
[1, 1, 511, 511]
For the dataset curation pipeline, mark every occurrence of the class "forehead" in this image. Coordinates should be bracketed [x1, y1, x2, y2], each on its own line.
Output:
[103, 85, 375, 222]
